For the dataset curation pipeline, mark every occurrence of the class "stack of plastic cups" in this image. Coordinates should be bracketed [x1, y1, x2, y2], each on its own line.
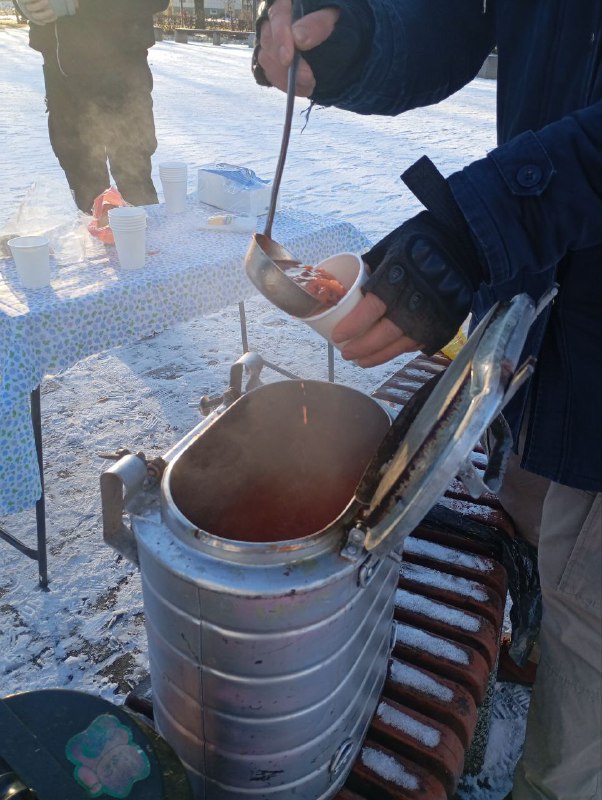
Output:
[159, 162, 188, 214]
[107, 206, 147, 270]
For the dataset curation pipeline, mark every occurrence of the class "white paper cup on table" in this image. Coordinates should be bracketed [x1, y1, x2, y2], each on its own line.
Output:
[159, 162, 188, 214]
[7, 235, 51, 289]
[108, 206, 147, 270]
[301, 253, 369, 349]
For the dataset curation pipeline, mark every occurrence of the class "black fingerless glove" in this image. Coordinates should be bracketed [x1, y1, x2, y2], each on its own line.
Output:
[252, 0, 374, 101]
[252, 0, 279, 88]
[363, 157, 485, 356]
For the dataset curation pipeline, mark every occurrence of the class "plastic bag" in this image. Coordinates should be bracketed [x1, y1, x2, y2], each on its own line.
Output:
[0, 176, 92, 264]
[88, 187, 129, 245]
[441, 329, 468, 360]
[423, 503, 542, 668]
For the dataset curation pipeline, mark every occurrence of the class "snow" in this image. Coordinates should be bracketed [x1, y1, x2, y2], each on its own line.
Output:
[376, 700, 441, 748]
[0, 24, 528, 800]
[396, 622, 471, 665]
[401, 561, 490, 602]
[404, 535, 495, 573]
[361, 745, 420, 790]
[388, 660, 455, 704]
[395, 587, 482, 633]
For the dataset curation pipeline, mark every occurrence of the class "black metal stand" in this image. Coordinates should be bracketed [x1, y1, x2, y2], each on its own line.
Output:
[0, 387, 48, 589]
[238, 301, 249, 354]
[238, 300, 336, 383]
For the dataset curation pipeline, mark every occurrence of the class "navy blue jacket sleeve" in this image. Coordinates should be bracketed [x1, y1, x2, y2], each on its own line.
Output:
[313, 0, 495, 113]
[448, 101, 602, 286]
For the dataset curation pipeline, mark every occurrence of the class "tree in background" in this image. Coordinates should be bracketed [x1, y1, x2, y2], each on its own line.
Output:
[194, 0, 205, 28]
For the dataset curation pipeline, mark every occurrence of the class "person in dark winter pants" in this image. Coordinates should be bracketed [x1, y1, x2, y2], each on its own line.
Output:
[254, 2, 601, 799]
[21, 0, 169, 213]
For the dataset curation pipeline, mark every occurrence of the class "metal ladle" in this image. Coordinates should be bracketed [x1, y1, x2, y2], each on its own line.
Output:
[244, 0, 326, 319]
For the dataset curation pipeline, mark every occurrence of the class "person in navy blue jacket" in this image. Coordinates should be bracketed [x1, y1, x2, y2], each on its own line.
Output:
[22, 0, 169, 213]
[254, 2, 601, 798]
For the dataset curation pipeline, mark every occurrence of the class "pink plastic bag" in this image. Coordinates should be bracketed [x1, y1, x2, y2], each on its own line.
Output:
[88, 187, 128, 245]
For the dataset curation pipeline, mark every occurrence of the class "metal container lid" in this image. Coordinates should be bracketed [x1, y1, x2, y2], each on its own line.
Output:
[347, 292, 549, 559]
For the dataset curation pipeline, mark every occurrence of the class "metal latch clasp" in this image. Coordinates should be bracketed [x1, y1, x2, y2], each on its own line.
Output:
[341, 526, 366, 561]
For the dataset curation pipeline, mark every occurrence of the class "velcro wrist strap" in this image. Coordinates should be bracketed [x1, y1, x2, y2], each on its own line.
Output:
[401, 155, 483, 290]
[362, 211, 475, 355]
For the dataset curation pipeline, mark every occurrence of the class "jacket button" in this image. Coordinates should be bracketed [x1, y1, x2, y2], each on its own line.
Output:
[516, 164, 543, 187]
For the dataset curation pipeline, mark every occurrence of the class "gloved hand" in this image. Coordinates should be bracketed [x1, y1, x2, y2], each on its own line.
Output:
[18, 0, 57, 24]
[252, 0, 372, 101]
[359, 205, 484, 356]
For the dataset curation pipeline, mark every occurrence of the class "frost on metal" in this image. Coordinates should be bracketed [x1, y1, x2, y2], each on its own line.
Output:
[388, 660, 455, 703]
[395, 622, 471, 665]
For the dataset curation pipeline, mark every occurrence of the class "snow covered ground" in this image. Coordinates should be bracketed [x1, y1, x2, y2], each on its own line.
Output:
[0, 23, 528, 799]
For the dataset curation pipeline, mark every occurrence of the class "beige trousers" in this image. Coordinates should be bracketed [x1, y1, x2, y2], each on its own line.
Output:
[497, 450, 551, 549]
[505, 472, 602, 799]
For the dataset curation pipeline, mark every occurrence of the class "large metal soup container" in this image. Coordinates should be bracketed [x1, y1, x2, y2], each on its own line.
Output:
[104, 294, 547, 800]
[132, 380, 394, 800]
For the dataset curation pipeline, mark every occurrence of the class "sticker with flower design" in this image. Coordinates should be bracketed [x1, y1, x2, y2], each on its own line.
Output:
[65, 714, 151, 798]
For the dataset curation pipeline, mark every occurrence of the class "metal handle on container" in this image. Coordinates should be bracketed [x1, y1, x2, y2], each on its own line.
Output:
[100, 453, 148, 565]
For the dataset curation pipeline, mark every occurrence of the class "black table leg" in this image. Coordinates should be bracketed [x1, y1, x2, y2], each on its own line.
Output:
[328, 343, 335, 383]
[0, 386, 48, 589]
[31, 386, 48, 588]
[238, 301, 249, 354]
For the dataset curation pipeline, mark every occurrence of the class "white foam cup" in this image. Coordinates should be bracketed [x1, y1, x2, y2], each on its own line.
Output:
[300, 253, 369, 348]
[159, 164, 188, 185]
[159, 162, 188, 214]
[108, 207, 147, 270]
[161, 179, 188, 214]
[108, 206, 147, 227]
[8, 235, 51, 288]
[159, 161, 187, 173]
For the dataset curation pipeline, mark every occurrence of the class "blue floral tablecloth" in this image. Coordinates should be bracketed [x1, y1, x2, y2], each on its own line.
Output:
[0, 201, 369, 515]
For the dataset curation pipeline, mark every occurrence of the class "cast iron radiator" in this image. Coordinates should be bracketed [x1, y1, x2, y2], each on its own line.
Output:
[333, 353, 513, 799]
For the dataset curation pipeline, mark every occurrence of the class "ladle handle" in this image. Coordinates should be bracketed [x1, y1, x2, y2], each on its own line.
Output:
[264, 0, 304, 239]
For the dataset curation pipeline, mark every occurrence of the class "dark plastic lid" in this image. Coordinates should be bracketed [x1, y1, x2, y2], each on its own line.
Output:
[0, 689, 193, 800]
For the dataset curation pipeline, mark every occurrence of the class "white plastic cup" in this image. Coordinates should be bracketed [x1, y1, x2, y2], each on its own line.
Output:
[161, 178, 188, 214]
[301, 253, 369, 348]
[108, 207, 147, 270]
[159, 162, 188, 214]
[8, 235, 51, 288]
[159, 164, 187, 176]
